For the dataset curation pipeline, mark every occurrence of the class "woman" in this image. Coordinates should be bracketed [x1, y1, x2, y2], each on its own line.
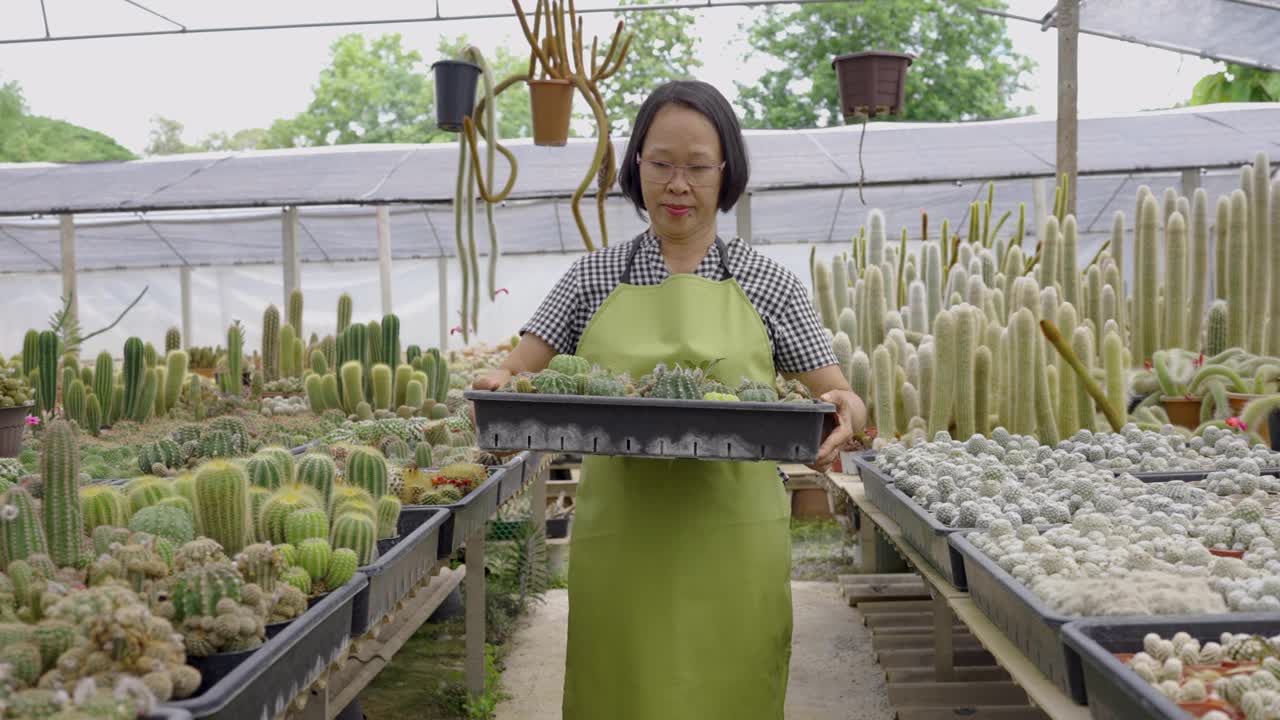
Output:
[472, 80, 867, 719]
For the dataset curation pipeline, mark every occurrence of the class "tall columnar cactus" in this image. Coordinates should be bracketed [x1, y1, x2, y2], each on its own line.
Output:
[143, 342, 158, 369]
[1032, 330, 1060, 444]
[1054, 303, 1079, 437]
[1227, 189, 1249, 350]
[1061, 216, 1081, 307]
[867, 209, 886, 267]
[341, 361, 365, 414]
[1249, 152, 1270, 353]
[187, 373, 204, 421]
[345, 447, 389, 500]
[305, 375, 329, 414]
[832, 253, 851, 317]
[1010, 308, 1038, 436]
[850, 350, 870, 405]
[0, 487, 48, 569]
[21, 329, 38, 378]
[367, 320, 383, 367]
[831, 333, 853, 386]
[371, 364, 393, 411]
[194, 461, 251, 556]
[1039, 216, 1061, 294]
[1110, 210, 1125, 329]
[163, 351, 188, 415]
[973, 346, 992, 436]
[1189, 189, 1210, 351]
[79, 485, 130, 531]
[93, 351, 113, 418]
[952, 307, 977, 440]
[226, 322, 244, 396]
[64, 380, 85, 427]
[393, 364, 414, 409]
[1071, 326, 1096, 432]
[288, 288, 304, 340]
[331, 512, 376, 565]
[280, 324, 297, 379]
[1269, 179, 1280, 357]
[1163, 211, 1188, 351]
[84, 394, 101, 436]
[310, 350, 328, 376]
[927, 310, 957, 438]
[1103, 330, 1128, 427]
[1133, 194, 1160, 365]
[337, 293, 352, 335]
[164, 327, 181, 355]
[871, 345, 895, 438]
[132, 369, 157, 423]
[377, 496, 401, 540]
[262, 305, 280, 382]
[297, 454, 337, 503]
[813, 260, 837, 332]
[41, 419, 84, 569]
[381, 314, 401, 368]
[35, 330, 58, 417]
[1215, 195, 1230, 301]
[863, 265, 888, 351]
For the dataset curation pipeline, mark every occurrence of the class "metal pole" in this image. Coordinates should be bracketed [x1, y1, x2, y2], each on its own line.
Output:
[59, 214, 78, 328]
[1181, 168, 1201, 199]
[1056, 0, 1079, 216]
[282, 206, 300, 307]
[438, 257, 449, 352]
[735, 192, 753, 244]
[179, 266, 193, 349]
[376, 206, 393, 316]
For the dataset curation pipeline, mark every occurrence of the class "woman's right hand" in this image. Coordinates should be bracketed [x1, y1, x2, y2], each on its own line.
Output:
[472, 368, 513, 391]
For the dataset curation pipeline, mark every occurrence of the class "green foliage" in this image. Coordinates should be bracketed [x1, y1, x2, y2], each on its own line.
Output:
[1190, 63, 1280, 105]
[596, 0, 702, 135]
[0, 80, 135, 162]
[736, 0, 1034, 128]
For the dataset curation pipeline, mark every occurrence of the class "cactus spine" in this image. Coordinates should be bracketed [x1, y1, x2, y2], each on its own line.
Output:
[289, 288, 304, 340]
[194, 461, 251, 556]
[262, 305, 280, 382]
[41, 420, 84, 568]
[1163, 211, 1188, 350]
[1133, 194, 1160, 365]
[1227, 189, 1248, 350]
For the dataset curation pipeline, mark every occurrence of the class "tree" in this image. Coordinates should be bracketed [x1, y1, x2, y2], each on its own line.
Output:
[596, 0, 702, 135]
[0, 79, 135, 162]
[1190, 63, 1280, 105]
[735, 0, 1034, 129]
[145, 115, 199, 155]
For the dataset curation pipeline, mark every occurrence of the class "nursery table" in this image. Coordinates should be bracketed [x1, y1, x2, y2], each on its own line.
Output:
[828, 470, 1089, 720]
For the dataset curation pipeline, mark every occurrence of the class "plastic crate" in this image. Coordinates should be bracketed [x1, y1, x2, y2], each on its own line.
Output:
[1063, 614, 1280, 719]
[401, 466, 506, 558]
[948, 530, 1085, 703]
[349, 507, 450, 636]
[495, 452, 528, 505]
[846, 451, 895, 515]
[161, 572, 367, 719]
[465, 390, 837, 463]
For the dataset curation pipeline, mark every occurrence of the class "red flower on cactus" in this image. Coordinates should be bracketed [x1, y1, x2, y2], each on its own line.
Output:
[1195, 353, 1205, 368]
[1226, 416, 1248, 432]
[1144, 360, 1152, 371]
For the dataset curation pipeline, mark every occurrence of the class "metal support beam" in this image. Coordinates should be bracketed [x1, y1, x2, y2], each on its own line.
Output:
[179, 266, 193, 349]
[59, 214, 78, 327]
[736, 192, 753, 244]
[438, 257, 449, 352]
[282, 206, 300, 307]
[464, 526, 486, 699]
[1181, 168, 1201, 199]
[1056, 0, 1080, 216]
[376, 206, 393, 316]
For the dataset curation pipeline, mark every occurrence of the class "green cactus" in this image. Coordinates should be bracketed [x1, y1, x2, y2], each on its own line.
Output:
[259, 485, 322, 545]
[35, 331, 58, 417]
[92, 351, 113, 416]
[298, 537, 333, 582]
[341, 361, 365, 413]
[280, 324, 297, 379]
[262, 305, 280, 382]
[927, 310, 957, 438]
[165, 326, 181, 354]
[21, 329, 38, 378]
[144, 342, 158, 368]
[31, 621, 76, 673]
[377, 495, 401, 539]
[862, 265, 887, 350]
[286, 507, 329, 546]
[871, 345, 895, 438]
[345, 447, 389, 499]
[1008, 308, 1038, 436]
[187, 373, 204, 421]
[200, 429, 241, 459]
[367, 320, 383, 367]
[381, 313, 400, 367]
[337, 293, 353, 335]
[324, 548, 358, 590]
[282, 565, 312, 595]
[392, 364, 413, 409]
[127, 478, 174, 515]
[162, 350, 187, 415]
[322, 374, 341, 411]
[405, 379, 425, 412]
[153, 365, 169, 417]
[1227, 189, 1249, 351]
[1249, 152, 1270, 352]
[331, 512, 376, 565]
[953, 307, 977, 440]
[83, 393, 101, 436]
[64, 379, 85, 427]
[813, 259, 837, 331]
[1053, 303, 1080, 437]
[1039, 215, 1061, 293]
[1101, 330, 1127, 427]
[128, 505, 195, 546]
[289, 288, 304, 340]
[1188, 189, 1210, 352]
[40, 419, 83, 569]
[532, 369, 578, 395]
[296, 454, 337, 503]
[321, 335, 337, 371]
[170, 561, 242, 621]
[356, 401, 374, 420]
[371, 363, 393, 410]
[1, 642, 42, 686]
[1269, 179, 1280, 357]
[258, 447, 295, 483]
[1214, 195, 1230, 302]
[1163, 211, 1188, 351]
[194, 461, 251, 556]
[79, 485, 130, 532]
[245, 456, 285, 490]
[1061, 216, 1081, 307]
[305, 374, 329, 414]
[311, 349, 328, 376]
[973, 345, 992, 436]
[1132, 194, 1160, 365]
[235, 543, 285, 593]
[226, 321, 244, 396]
[431, 349, 449, 404]
[0, 487, 48, 568]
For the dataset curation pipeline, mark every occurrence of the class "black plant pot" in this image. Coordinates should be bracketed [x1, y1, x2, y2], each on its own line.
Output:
[187, 646, 258, 696]
[432, 60, 482, 132]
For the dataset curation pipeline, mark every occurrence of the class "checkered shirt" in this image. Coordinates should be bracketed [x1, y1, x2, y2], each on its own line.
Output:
[520, 230, 838, 374]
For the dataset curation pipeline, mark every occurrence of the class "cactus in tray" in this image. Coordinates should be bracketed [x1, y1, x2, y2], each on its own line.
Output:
[377, 495, 401, 539]
[63, 379, 85, 427]
[41, 419, 84, 569]
[262, 304, 280, 382]
[372, 363, 393, 410]
[324, 547, 358, 589]
[289, 288, 304, 340]
[245, 455, 285, 490]
[345, 447, 389, 499]
[259, 484, 323, 545]
[341, 361, 365, 413]
[296, 453, 337, 503]
[167, 561, 265, 655]
[1, 487, 48, 568]
[79, 485, 131, 531]
[194, 461, 251, 555]
[331, 512, 377, 565]
[531, 369, 578, 396]
[286, 507, 329, 546]
[298, 537, 333, 583]
[129, 504, 195, 545]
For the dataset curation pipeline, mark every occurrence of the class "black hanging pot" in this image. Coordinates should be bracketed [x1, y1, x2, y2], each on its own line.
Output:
[432, 60, 483, 132]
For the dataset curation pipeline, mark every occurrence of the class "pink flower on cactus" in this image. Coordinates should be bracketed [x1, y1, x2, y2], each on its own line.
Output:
[1226, 416, 1248, 432]
[495, 288, 510, 296]
[24, 415, 39, 426]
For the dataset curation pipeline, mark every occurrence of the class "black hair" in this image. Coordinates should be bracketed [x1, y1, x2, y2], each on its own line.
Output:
[618, 80, 750, 218]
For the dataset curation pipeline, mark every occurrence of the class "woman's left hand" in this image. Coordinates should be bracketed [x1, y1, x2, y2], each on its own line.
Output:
[807, 389, 868, 474]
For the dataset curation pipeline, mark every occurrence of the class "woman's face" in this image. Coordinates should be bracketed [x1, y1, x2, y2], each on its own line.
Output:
[638, 103, 723, 244]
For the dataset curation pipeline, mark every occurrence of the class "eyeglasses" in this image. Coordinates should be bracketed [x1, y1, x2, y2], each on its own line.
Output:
[637, 157, 725, 187]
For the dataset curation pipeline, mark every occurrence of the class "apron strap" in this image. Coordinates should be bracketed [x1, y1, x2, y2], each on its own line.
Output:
[621, 235, 735, 285]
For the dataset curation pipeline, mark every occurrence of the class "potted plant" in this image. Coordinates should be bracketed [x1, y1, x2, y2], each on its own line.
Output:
[831, 50, 914, 120]
[432, 59, 483, 132]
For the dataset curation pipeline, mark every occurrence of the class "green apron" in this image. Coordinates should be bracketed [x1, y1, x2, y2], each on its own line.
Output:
[562, 237, 793, 719]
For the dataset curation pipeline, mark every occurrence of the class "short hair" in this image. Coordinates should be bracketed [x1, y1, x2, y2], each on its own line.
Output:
[618, 80, 750, 218]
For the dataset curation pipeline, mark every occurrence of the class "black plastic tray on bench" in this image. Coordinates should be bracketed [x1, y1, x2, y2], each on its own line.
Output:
[350, 507, 450, 637]
[160, 572, 367, 719]
[948, 530, 1086, 703]
[495, 452, 529, 505]
[1062, 614, 1280, 720]
[464, 390, 837, 463]
[144, 709, 194, 720]
[401, 466, 507, 559]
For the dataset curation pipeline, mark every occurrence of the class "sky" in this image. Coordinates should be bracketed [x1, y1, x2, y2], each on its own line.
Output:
[0, 0, 1223, 155]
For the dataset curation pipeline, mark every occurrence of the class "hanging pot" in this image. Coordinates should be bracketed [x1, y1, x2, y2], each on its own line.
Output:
[831, 51, 914, 120]
[528, 78, 574, 147]
[432, 60, 483, 132]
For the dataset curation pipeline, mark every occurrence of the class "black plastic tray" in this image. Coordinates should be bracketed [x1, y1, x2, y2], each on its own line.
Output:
[495, 452, 528, 505]
[401, 465, 506, 559]
[349, 507, 449, 637]
[160, 572, 366, 719]
[464, 390, 837, 463]
[948, 530, 1085, 703]
[145, 709, 194, 720]
[1062, 614, 1280, 719]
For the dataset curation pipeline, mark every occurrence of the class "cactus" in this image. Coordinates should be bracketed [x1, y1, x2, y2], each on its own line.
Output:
[953, 306, 977, 440]
[0, 487, 48, 568]
[187, 373, 204, 420]
[64, 379, 85, 427]
[163, 350, 187, 415]
[129, 505, 195, 545]
[831, 332, 853, 385]
[127, 478, 174, 515]
[280, 324, 296, 379]
[973, 345, 991, 436]
[91, 350, 114, 416]
[382, 313, 401, 367]
[1132, 194, 1160, 365]
[262, 305, 280, 382]
[1039, 215, 1061, 293]
[305, 374, 329, 414]
[259, 485, 323, 545]
[288, 288, 304, 340]
[927, 310, 957, 438]
[1227, 189, 1248, 350]
[871, 345, 895, 438]
[371, 363, 393, 410]
[377, 495, 401, 539]
[337, 293, 353, 335]
[194, 461, 251, 556]
[849, 350, 870, 405]
[2, 642, 42, 686]
[1249, 152, 1270, 352]
[331, 513, 376, 565]
[1269, 179, 1280, 357]
[286, 507, 329, 547]
[1187, 189, 1210, 351]
[1102, 330, 1128, 427]
[154, 365, 169, 417]
[432, 350, 450, 403]
[35, 331, 58, 417]
[165, 326, 181, 354]
[1163, 211, 1188, 350]
[367, 320, 383, 368]
[38, 420, 83, 568]
[225, 321, 244, 396]
[405, 379, 425, 412]
[813, 260, 837, 332]
[341, 361, 366, 413]
[298, 537, 333, 582]
[863, 264, 888, 350]
[345, 447, 389, 499]
[236, 542, 285, 593]
[1008, 308, 1038, 436]
[245, 456, 285, 491]
[393, 364, 413, 409]
[311, 349, 328, 376]
[137, 438, 184, 473]
[322, 374, 341, 411]
[143, 342, 158, 368]
[83, 393, 102, 436]
[296, 454, 337, 503]
[324, 548, 358, 590]
[1054, 303, 1079, 437]
[21, 329, 38, 378]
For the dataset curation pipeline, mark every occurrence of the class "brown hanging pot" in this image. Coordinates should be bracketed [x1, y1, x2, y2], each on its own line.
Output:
[831, 51, 914, 120]
[528, 78, 574, 147]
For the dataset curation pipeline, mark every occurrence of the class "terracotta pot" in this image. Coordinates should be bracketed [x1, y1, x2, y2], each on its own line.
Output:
[0, 404, 33, 458]
[1161, 395, 1203, 430]
[1228, 393, 1273, 441]
[528, 78, 574, 147]
[432, 60, 482, 132]
[831, 51, 914, 120]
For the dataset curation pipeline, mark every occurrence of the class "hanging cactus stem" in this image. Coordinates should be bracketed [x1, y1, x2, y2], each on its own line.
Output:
[1039, 319, 1124, 432]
